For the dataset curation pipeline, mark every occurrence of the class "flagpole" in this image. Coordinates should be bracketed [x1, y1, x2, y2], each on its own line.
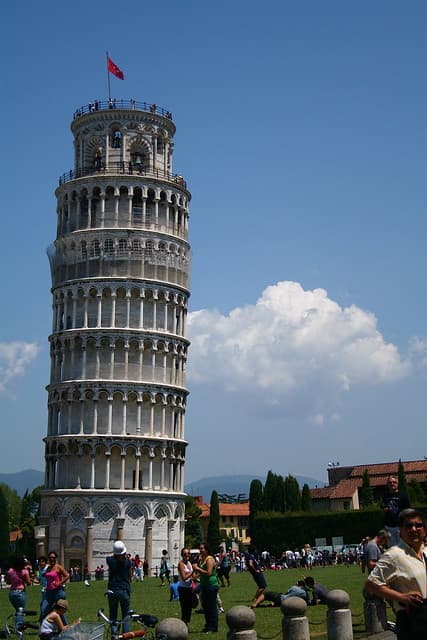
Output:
[106, 51, 111, 102]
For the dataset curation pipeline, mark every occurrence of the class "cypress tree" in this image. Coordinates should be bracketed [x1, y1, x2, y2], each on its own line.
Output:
[301, 483, 312, 512]
[249, 479, 264, 541]
[398, 460, 408, 495]
[284, 475, 301, 512]
[360, 469, 375, 507]
[263, 471, 276, 511]
[207, 490, 221, 552]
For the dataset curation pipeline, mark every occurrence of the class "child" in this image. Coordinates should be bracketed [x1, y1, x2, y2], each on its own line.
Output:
[169, 575, 180, 601]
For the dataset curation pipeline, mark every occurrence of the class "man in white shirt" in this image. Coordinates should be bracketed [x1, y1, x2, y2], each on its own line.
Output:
[365, 509, 427, 640]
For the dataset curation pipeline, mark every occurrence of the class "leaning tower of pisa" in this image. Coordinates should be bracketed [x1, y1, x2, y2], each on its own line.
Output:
[38, 99, 191, 574]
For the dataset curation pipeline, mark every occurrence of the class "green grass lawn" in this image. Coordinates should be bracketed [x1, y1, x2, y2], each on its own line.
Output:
[0, 565, 394, 639]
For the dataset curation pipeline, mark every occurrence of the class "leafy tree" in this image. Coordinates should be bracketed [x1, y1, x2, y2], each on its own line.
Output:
[407, 479, 425, 505]
[249, 479, 264, 541]
[206, 490, 221, 552]
[0, 487, 10, 565]
[0, 483, 21, 530]
[398, 460, 408, 495]
[284, 475, 301, 512]
[184, 495, 203, 549]
[301, 484, 312, 512]
[360, 469, 375, 508]
[18, 486, 42, 560]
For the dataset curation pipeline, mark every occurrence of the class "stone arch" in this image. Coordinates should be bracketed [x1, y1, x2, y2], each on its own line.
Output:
[129, 136, 151, 171]
[85, 136, 104, 168]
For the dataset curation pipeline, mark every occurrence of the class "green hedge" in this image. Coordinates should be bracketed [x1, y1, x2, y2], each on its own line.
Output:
[252, 507, 427, 554]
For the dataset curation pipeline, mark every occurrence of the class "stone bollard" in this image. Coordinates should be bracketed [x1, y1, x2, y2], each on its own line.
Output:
[363, 595, 387, 634]
[326, 589, 353, 640]
[281, 597, 310, 640]
[226, 605, 257, 640]
[156, 618, 188, 640]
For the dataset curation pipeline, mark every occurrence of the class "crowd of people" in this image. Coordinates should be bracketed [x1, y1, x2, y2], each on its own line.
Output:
[2, 475, 425, 639]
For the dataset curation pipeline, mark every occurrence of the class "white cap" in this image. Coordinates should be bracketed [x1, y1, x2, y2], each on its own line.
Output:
[113, 540, 127, 555]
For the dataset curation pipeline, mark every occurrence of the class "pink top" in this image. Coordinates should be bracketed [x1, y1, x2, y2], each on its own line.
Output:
[45, 568, 62, 591]
[7, 568, 29, 590]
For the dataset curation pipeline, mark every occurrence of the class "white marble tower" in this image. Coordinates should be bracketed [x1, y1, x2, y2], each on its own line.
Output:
[38, 99, 191, 574]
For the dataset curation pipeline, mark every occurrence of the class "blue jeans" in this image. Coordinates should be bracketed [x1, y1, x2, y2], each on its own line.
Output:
[200, 584, 219, 632]
[44, 588, 67, 623]
[108, 589, 131, 632]
[9, 590, 26, 612]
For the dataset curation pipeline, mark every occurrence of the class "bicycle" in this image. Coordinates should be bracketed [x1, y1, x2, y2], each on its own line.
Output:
[0, 609, 39, 640]
[96, 609, 160, 640]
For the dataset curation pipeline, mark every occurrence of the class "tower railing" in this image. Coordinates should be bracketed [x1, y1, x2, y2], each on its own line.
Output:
[73, 99, 173, 120]
[59, 163, 187, 188]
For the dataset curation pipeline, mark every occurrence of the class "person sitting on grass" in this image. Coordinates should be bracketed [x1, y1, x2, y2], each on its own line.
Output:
[304, 576, 330, 604]
[169, 575, 180, 601]
[252, 580, 309, 608]
[39, 599, 80, 639]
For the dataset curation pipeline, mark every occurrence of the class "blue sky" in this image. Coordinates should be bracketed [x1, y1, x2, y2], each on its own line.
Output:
[1, 1, 426, 484]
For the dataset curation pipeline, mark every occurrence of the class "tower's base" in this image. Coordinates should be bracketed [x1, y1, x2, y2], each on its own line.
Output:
[38, 491, 185, 575]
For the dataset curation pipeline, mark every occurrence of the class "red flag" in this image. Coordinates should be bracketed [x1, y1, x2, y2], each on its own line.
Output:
[108, 56, 124, 80]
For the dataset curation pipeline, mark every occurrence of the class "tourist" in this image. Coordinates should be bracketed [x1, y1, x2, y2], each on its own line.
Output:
[193, 543, 220, 634]
[365, 508, 427, 639]
[217, 547, 231, 587]
[6, 557, 31, 612]
[364, 530, 390, 573]
[159, 549, 171, 586]
[169, 575, 180, 601]
[43, 552, 69, 620]
[177, 547, 195, 625]
[304, 576, 330, 604]
[244, 545, 267, 607]
[252, 580, 309, 608]
[382, 476, 410, 546]
[39, 599, 79, 639]
[35, 556, 48, 621]
[106, 541, 132, 633]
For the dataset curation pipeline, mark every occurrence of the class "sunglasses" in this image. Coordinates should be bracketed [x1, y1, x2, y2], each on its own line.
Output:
[403, 522, 424, 530]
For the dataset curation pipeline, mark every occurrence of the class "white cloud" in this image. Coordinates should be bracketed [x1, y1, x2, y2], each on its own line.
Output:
[187, 281, 412, 424]
[408, 337, 427, 368]
[0, 342, 40, 392]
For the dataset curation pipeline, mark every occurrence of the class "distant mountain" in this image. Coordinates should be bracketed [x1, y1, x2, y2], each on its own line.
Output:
[0, 470, 44, 496]
[0, 470, 325, 501]
[184, 474, 324, 503]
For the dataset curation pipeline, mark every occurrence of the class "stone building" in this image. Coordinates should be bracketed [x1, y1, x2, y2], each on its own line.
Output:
[37, 99, 191, 574]
[310, 459, 427, 511]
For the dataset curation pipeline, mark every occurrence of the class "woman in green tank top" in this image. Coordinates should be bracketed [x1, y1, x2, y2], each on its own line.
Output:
[193, 543, 219, 633]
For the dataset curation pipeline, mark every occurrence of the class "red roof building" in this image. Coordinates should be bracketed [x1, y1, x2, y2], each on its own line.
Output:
[311, 459, 427, 511]
[195, 497, 250, 545]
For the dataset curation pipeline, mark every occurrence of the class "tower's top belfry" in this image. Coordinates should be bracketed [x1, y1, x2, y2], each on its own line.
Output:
[63, 99, 184, 186]
[50, 98, 191, 292]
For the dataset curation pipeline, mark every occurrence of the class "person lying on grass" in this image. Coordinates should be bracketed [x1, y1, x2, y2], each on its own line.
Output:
[252, 580, 309, 608]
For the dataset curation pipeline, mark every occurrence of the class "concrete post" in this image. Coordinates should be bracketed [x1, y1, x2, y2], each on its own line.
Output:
[281, 597, 310, 640]
[363, 595, 387, 634]
[326, 589, 353, 640]
[226, 606, 257, 640]
[156, 618, 188, 639]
